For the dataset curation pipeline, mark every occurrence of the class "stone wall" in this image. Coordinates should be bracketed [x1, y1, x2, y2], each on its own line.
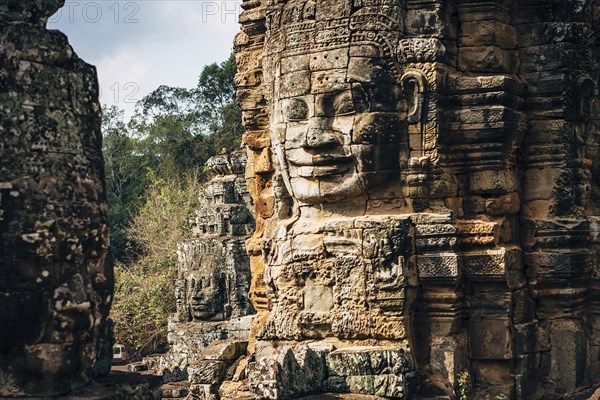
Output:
[235, 0, 600, 399]
[0, 0, 113, 396]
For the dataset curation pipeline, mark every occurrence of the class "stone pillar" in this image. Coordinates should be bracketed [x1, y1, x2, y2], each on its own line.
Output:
[0, 0, 113, 396]
[517, 1, 597, 396]
[234, 0, 276, 357]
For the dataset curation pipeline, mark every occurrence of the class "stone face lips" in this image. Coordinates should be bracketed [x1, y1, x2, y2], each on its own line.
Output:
[0, 0, 112, 396]
[236, 0, 600, 398]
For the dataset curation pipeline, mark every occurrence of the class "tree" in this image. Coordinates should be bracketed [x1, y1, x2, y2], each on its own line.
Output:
[102, 106, 148, 261]
[111, 174, 202, 357]
[196, 53, 243, 150]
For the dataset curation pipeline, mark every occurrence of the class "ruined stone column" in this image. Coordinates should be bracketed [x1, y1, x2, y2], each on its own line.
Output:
[234, 0, 272, 357]
[0, 0, 113, 396]
[155, 151, 256, 397]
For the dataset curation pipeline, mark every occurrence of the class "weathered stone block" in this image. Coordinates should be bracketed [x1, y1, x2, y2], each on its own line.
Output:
[189, 360, 229, 385]
[471, 360, 513, 388]
[249, 341, 333, 400]
[549, 320, 586, 394]
[417, 253, 460, 280]
[459, 46, 516, 73]
[468, 318, 513, 360]
[344, 374, 411, 398]
[326, 346, 414, 378]
[325, 346, 417, 399]
[519, 43, 580, 73]
[469, 169, 517, 195]
[460, 21, 517, 49]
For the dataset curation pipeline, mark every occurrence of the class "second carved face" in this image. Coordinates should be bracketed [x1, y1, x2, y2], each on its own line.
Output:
[185, 266, 223, 321]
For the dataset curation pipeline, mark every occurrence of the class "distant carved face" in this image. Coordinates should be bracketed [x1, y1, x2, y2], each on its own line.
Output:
[184, 260, 222, 321]
[266, 2, 412, 205]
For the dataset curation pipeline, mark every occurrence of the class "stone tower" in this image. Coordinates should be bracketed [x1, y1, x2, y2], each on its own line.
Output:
[0, 0, 113, 396]
[159, 150, 255, 391]
[235, 0, 600, 398]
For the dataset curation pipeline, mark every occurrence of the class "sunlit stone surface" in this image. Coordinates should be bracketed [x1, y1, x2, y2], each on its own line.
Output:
[235, 0, 600, 398]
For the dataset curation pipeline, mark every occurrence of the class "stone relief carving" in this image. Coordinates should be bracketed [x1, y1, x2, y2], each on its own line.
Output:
[265, 8, 438, 209]
[234, 0, 600, 399]
[177, 242, 228, 322]
[3, 0, 600, 398]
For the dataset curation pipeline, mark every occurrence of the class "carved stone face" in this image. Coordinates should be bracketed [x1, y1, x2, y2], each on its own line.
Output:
[184, 261, 222, 321]
[271, 57, 408, 204]
[266, 3, 413, 205]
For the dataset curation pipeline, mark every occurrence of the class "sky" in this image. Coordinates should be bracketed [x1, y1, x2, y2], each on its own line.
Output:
[48, 0, 241, 118]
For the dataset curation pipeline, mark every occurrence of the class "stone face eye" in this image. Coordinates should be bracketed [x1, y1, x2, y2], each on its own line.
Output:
[284, 98, 308, 121]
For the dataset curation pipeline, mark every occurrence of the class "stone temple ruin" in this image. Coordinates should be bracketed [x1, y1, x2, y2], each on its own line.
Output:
[155, 150, 255, 395]
[0, 0, 112, 397]
[2, 0, 600, 399]
[235, 0, 600, 398]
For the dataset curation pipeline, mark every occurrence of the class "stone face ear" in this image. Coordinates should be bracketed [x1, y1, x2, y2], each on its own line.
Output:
[401, 71, 427, 124]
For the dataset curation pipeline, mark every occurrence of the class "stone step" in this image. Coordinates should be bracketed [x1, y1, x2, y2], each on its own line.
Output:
[219, 379, 253, 399]
[297, 394, 381, 400]
[161, 381, 190, 398]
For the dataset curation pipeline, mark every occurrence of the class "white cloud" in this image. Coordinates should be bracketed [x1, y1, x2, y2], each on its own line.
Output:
[49, 0, 241, 118]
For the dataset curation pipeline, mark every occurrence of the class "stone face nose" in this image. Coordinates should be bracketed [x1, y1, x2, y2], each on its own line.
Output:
[192, 289, 205, 300]
[305, 118, 338, 148]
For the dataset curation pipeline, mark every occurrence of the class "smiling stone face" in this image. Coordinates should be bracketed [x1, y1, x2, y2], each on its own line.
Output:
[176, 242, 227, 323]
[265, 1, 414, 206]
[185, 268, 222, 321]
[271, 58, 408, 204]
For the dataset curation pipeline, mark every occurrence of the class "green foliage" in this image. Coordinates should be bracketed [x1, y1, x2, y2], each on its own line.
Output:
[195, 53, 243, 151]
[103, 106, 148, 261]
[457, 371, 471, 400]
[102, 53, 241, 263]
[211, 101, 243, 153]
[103, 53, 243, 358]
[110, 174, 202, 358]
